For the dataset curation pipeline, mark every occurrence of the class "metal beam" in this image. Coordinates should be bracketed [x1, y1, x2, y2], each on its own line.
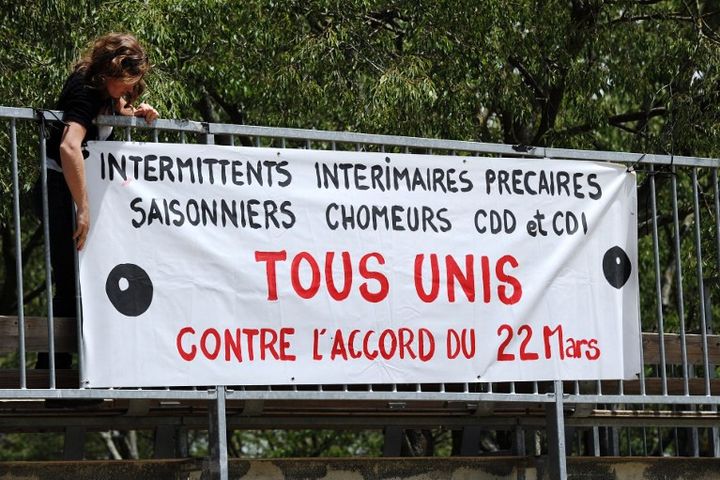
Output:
[207, 387, 228, 480]
[545, 381, 567, 480]
[62, 426, 85, 460]
[382, 426, 404, 456]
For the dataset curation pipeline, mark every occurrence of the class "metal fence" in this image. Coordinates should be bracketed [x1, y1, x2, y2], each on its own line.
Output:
[1, 105, 719, 479]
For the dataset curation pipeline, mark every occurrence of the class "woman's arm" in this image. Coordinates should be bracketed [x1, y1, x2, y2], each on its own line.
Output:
[59, 121, 90, 250]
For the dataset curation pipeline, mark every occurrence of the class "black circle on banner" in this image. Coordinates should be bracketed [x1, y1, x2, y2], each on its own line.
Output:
[602, 246, 631, 289]
[105, 263, 154, 316]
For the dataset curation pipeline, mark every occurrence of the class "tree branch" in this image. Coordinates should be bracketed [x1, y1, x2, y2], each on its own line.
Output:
[558, 107, 668, 136]
[21, 225, 43, 270]
[22, 283, 45, 307]
[205, 86, 244, 125]
[613, 107, 668, 123]
[508, 56, 546, 99]
[364, 10, 405, 35]
[608, 13, 694, 25]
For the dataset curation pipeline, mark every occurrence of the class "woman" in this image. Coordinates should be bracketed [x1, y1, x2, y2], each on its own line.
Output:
[37, 33, 159, 368]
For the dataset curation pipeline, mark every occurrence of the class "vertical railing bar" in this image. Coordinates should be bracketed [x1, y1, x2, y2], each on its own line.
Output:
[576, 430, 582, 455]
[593, 426, 600, 456]
[152, 128, 159, 143]
[649, 165, 668, 395]
[10, 118, 27, 388]
[281, 138, 286, 149]
[37, 116, 56, 388]
[255, 136, 261, 148]
[209, 386, 228, 480]
[306, 139, 311, 150]
[125, 126, 131, 142]
[547, 380, 567, 478]
[671, 166, 690, 396]
[180, 131, 186, 144]
[72, 214, 85, 387]
[229, 134, 235, 147]
[636, 305, 646, 397]
[713, 168, 720, 456]
[516, 426, 527, 457]
[691, 168, 711, 396]
[642, 427, 647, 455]
[714, 168, 720, 273]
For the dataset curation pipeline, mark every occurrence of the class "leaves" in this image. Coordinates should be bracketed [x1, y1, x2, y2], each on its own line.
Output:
[0, 0, 718, 458]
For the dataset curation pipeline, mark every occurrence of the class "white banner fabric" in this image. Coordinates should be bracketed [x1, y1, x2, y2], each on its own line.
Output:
[80, 142, 640, 387]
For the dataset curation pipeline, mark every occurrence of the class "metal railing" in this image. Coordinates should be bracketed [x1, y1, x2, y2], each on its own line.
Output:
[1, 105, 719, 477]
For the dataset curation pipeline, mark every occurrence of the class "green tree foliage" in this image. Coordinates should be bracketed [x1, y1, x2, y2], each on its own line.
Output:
[2, 0, 716, 335]
[229, 430, 384, 457]
[0, 0, 719, 459]
[2, 0, 719, 149]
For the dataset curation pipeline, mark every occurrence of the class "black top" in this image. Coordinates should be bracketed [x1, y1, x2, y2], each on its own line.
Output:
[47, 71, 114, 165]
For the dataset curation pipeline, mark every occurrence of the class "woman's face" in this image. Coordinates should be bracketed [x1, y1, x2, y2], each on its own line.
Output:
[105, 77, 139, 100]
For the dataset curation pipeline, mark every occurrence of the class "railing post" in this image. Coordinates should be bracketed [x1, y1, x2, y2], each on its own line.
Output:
[546, 380, 567, 480]
[63, 426, 86, 460]
[10, 118, 27, 389]
[208, 386, 228, 480]
[37, 111, 56, 388]
[382, 427, 404, 456]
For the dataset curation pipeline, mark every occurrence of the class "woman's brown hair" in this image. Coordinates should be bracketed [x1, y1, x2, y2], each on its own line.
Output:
[74, 33, 150, 104]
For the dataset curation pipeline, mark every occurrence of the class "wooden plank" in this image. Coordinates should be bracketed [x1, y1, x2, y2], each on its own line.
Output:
[598, 378, 720, 396]
[642, 332, 720, 365]
[0, 316, 77, 353]
[0, 369, 79, 389]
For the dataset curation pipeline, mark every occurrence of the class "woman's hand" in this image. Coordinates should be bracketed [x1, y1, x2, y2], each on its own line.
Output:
[73, 204, 90, 251]
[133, 103, 159, 124]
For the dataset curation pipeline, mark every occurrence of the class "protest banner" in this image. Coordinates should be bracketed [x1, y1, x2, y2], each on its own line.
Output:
[80, 142, 640, 387]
